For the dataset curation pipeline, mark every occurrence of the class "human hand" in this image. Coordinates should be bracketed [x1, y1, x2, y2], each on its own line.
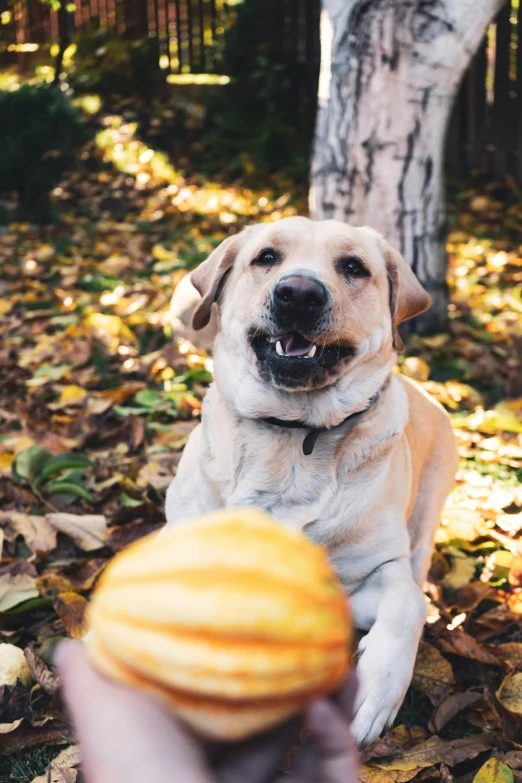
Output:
[56, 640, 359, 783]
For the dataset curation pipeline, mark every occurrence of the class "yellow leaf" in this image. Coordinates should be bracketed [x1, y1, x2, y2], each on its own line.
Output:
[0, 453, 14, 474]
[412, 641, 454, 703]
[58, 385, 88, 407]
[152, 243, 177, 262]
[443, 550, 476, 590]
[472, 759, 514, 783]
[53, 592, 89, 639]
[0, 299, 13, 315]
[441, 508, 484, 542]
[456, 408, 522, 435]
[402, 357, 430, 382]
[498, 671, 522, 714]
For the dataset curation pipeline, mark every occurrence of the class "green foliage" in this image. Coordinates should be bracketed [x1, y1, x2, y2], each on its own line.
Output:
[204, 0, 318, 181]
[0, 84, 93, 221]
[68, 27, 161, 99]
[13, 446, 93, 506]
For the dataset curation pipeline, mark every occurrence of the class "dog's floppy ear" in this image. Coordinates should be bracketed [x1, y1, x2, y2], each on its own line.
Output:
[382, 241, 431, 352]
[190, 234, 241, 330]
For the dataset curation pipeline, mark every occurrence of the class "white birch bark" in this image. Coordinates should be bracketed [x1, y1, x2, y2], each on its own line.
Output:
[310, 0, 504, 330]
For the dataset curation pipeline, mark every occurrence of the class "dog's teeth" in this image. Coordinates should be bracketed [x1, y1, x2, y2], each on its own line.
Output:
[275, 340, 284, 356]
[307, 344, 317, 358]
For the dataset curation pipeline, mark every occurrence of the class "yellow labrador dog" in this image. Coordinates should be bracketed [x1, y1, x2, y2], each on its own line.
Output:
[165, 217, 458, 746]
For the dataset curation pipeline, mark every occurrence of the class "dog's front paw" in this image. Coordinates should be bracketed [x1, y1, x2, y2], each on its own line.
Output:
[351, 630, 416, 747]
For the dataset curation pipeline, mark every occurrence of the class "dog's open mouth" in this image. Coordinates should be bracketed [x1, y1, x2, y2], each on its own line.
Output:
[250, 330, 355, 369]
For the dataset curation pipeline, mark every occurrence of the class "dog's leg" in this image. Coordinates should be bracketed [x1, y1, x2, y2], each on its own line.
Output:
[164, 425, 221, 526]
[348, 558, 427, 747]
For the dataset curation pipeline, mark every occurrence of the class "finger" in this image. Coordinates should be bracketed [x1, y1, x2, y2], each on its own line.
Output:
[56, 641, 213, 783]
[305, 698, 359, 783]
[216, 715, 303, 783]
[332, 672, 358, 721]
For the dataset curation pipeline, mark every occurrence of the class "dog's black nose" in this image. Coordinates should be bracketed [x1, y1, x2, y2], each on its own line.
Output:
[274, 276, 328, 311]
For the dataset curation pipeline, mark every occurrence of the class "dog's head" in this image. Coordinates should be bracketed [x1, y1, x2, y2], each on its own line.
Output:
[190, 217, 430, 393]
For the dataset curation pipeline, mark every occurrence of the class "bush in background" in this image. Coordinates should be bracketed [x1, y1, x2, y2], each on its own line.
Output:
[204, 0, 318, 182]
[68, 27, 161, 100]
[0, 83, 94, 221]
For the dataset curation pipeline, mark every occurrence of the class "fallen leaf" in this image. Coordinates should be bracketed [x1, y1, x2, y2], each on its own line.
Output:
[0, 681, 32, 724]
[53, 592, 89, 639]
[370, 732, 494, 771]
[509, 555, 522, 587]
[24, 647, 60, 696]
[433, 692, 482, 731]
[0, 720, 74, 754]
[436, 629, 501, 665]
[60, 558, 107, 591]
[46, 513, 107, 551]
[0, 512, 57, 555]
[412, 641, 455, 706]
[31, 770, 77, 783]
[497, 671, 522, 713]
[472, 758, 514, 783]
[36, 574, 76, 597]
[52, 385, 88, 409]
[0, 571, 38, 611]
[136, 460, 173, 489]
[494, 671, 522, 741]
[503, 751, 522, 770]
[30, 744, 81, 783]
[491, 643, 522, 670]
[361, 725, 427, 763]
[442, 550, 476, 591]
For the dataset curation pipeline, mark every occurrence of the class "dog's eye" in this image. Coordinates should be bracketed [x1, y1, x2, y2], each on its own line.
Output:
[340, 257, 369, 278]
[252, 248, 280, 267]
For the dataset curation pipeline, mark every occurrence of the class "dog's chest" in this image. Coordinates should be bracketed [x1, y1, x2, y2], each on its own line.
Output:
[207, 424, 387, 543]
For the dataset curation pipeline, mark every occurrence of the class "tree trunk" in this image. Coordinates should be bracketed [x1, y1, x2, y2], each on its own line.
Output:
[53, 5, 71, 87]
[310, 0, 504, 331]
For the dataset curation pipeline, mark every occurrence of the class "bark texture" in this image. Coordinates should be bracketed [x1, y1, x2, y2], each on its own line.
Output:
[310, 0, 504, 330]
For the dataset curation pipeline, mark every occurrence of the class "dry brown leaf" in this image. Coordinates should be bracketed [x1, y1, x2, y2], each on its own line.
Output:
[412, 641, 455, 706]
[0, 513, 57, 555]
[503, 751, 522, 770]
[46, 513, 107, 551]
[30, 744, 81, 783]
[0, 720, 74, 753]
[369, 732, 494, 772]
[490, 642, 522, 670]
[36, 574, 76, 597]
[53, 592, 89, 639]
[0, 571, 38, 611]
[436, 629, 501, 665]
[24, 647, 60, 696]
[61, 558, 107, 592]
[433, 692, 482, 731]
[361, 725, 427, 764]
[493, 671, 522, 741]
[31, 771, 77, 783]
[440, 763, 456, 783]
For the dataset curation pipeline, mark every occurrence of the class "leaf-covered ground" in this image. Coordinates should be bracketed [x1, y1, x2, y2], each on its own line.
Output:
[0, 88, 522, 782]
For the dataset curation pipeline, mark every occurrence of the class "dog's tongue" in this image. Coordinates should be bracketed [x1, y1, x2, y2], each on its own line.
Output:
[283, 334, 313, 357]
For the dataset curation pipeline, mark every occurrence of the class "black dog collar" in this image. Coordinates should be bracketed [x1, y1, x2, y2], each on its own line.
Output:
[261, 391, 381, 456]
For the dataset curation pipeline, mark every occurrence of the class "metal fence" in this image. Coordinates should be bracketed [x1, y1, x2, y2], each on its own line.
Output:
[1, 0, 521, 182]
